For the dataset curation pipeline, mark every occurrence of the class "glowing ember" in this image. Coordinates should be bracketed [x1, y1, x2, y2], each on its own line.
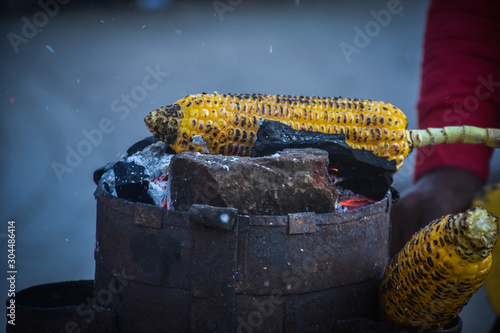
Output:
[152, 175, 169, 208]
[339, 198, 376, 210]
[337, 184, 378, 210]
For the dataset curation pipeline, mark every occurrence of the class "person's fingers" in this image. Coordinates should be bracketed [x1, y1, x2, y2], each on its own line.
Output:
[390, 168, 483, 256]
[390, 191, 424, 255]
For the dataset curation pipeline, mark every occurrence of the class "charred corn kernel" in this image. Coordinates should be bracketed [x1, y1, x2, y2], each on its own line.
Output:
[472, 184, 500, 316]
[380, 207, 498, 330]
[144, 93, 500, 171]
[145, 93, 411, 169]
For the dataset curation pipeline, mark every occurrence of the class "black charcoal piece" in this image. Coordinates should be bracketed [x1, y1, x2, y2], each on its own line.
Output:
[126, 136, 159, 156]
[126, 136, 175, 157]
[113, 161, 155, 205]
[253, 119, 396, 201]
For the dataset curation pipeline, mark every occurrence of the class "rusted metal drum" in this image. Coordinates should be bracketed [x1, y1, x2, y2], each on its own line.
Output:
[94, 183, 391, 332]
[332, 317, 462, 333]
[5, 280, 114, 333]
[5, 277, 463, 333]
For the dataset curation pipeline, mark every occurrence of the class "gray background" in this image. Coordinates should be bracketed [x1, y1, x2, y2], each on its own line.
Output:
[1, 0, 499, 331]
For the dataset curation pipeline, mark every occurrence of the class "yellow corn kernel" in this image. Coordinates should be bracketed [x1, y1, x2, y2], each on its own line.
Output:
[379, 207, 498, 330]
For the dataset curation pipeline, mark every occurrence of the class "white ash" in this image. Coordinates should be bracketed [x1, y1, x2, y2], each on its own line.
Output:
[335, 201, 347, 212]
[126, 141, 173, 179]
[191, 135, 209, 154]
[101, 169, 117, 197]
[101, 141, 173, 207]
[192, 135, 206, 147]
[149, 181, 168, 207]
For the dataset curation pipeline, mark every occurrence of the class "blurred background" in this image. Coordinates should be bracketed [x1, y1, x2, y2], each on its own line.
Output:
[1, 0, 499, 331]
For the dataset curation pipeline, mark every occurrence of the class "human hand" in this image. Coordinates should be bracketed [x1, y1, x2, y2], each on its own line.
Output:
[390, 167, 483, 256]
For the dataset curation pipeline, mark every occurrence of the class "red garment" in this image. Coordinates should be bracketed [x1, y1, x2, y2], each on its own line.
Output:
[414, 0, 500, 183]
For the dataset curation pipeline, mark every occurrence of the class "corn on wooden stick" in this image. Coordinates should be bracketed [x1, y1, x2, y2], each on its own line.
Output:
[472, 184, 500, 318]
[379, 207, 498, 329]
[144, 93, 500, 171]
[409, 126, 500, 149]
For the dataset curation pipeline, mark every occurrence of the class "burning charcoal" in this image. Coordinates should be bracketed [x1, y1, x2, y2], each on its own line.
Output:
[113, 161, 155, 205]
[126, 136, 175, 157]
[254, 119, 396, 201]
[126, 141, 173, 181]
[95, 139, 173, 208]
[168, 148, 338, 215]
[126, 136, 159, 156]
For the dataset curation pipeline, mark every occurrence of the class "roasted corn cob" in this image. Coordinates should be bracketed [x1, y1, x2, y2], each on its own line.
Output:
[379, 207, 498, 329]
[472, 184, 500, 317]
[144, 93, 500, 170]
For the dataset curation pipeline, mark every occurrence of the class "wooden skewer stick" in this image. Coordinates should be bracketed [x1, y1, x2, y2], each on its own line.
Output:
[408, 126, 500, 149]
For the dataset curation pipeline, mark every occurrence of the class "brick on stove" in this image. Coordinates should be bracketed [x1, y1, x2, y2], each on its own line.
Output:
[168, 148, 338, 215]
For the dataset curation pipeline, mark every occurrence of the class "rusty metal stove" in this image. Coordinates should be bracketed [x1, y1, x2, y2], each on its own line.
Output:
[94, 185, 391, 332]
[92, 138, 393, 333]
